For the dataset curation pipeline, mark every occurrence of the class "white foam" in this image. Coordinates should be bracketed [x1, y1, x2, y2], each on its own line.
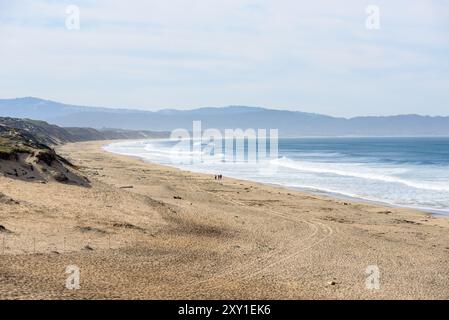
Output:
[272, 157, 449, 192]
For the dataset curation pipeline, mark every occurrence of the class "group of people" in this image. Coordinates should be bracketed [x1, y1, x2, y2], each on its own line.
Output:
[214, 174, 223, 180]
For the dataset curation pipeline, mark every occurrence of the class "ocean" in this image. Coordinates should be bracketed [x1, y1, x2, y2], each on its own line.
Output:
[105, 137, 449, 215]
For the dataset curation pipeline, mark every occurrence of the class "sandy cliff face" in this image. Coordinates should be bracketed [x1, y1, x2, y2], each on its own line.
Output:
[0, 125, 89, 186]
[0, 150, 89, 186]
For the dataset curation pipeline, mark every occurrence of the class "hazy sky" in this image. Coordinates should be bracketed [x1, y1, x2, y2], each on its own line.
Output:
[0, 0, 448, 116]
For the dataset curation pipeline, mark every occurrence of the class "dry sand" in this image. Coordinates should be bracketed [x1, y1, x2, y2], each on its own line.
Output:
[1, 140, 449, 299]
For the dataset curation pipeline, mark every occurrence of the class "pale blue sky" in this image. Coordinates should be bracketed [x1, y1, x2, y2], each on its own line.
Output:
[0, 0, 448, 116]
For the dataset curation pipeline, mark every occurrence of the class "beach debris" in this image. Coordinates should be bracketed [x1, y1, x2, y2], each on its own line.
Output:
[0, 192, 19, 205]
[77, 226, 107, 234]
[119, 185, 134, 189]
[0, 225, 13, 233]
[327, 280, 337, 286]
[112, 222, 146, 232]
[83, 245, 94, 251]
[173, 196, 182, 200]
[394, 219, 421, 225]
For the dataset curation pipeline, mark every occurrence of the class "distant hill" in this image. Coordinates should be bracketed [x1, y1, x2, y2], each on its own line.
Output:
[0, 117, 168, 185]
[1, 97, 449, 136]
[64, 127, 169, 142]
[0, 117, 76, 145]
[0, 116, 169, 145]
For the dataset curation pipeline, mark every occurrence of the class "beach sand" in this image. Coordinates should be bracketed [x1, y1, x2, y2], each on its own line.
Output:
[1, 140, 449, 299]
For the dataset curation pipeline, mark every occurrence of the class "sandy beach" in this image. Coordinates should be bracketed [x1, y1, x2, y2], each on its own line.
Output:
[1, 140, 449, 299]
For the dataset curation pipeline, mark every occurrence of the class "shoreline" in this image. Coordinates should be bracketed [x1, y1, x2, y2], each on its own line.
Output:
[103, 140, 449, 218]
[2, 140, 449, 299]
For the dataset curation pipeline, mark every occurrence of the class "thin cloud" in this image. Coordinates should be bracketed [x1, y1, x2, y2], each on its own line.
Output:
[0, 0, 448, 116]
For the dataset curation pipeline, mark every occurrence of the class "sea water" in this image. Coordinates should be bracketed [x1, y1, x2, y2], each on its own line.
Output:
[105, 137, 449, 215]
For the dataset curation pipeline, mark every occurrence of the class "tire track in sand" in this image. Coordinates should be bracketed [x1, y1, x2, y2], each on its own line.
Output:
[180, 179, 333, 291]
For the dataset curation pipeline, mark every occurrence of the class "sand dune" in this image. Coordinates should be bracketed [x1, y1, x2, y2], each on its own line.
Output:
[1, 141, 449, 299]
[0, 150, 89, 186]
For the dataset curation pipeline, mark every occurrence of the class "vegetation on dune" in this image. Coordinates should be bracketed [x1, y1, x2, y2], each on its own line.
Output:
[0, 125, 74, 168]
[0, 126, 49, 152]
[0, 117, 76, 145]
[0, 121, 84, 185]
